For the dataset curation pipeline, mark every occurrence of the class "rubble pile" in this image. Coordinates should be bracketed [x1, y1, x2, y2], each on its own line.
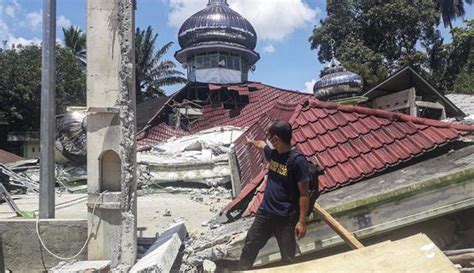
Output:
[138, 126, 244, 187]
[0, 159, 88, 195]
[0, 160, 40, 193]
[179, 217, 254, 272]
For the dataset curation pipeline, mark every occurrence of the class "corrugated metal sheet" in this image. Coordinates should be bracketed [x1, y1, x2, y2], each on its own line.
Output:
[0, 149, 24, 164]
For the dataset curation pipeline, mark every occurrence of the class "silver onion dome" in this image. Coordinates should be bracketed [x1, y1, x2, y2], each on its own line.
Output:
[314, 58, 363, 101]
[55, 111, 87, 164]
[175, 0, 259, 66]
[178, 0, 257, 50]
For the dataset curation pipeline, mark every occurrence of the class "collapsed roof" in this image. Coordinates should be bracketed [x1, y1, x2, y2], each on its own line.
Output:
[221, 96, 474, 219]
[137, 82, 311, 147]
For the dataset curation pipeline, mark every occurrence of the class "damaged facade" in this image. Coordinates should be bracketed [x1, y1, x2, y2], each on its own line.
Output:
[129, 0, 474, 270]
[2, 0, 473, 271]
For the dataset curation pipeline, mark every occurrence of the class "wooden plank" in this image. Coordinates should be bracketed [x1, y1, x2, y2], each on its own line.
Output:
[244, 234, 458, 273]
[313, 203, 364, 250]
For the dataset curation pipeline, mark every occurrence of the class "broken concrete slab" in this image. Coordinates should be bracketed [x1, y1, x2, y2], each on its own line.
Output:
[49, 260, 111, 273]
[130, 233, 182, 273]
[145, 221, 187, 256]
[138, 126, 244, 186]
[239, 234, 457, 273]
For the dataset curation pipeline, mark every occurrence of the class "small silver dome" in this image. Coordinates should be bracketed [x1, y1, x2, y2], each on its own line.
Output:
[314, 58, 363, 101]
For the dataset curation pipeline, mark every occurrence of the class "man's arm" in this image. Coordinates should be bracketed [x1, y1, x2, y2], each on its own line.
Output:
[295, 181, 309, 240]
[246, 137, 266, 150]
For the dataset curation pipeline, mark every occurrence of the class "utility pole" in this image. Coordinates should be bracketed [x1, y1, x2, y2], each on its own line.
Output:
[39, 0, 56, 219]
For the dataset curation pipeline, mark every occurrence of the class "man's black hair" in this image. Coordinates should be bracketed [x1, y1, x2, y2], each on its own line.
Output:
[268, 120, 292, 145]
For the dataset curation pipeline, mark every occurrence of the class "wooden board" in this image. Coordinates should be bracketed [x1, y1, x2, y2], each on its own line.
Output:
[241, 234, 458, 273]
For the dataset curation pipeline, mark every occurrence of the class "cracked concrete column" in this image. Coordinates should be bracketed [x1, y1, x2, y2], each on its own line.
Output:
[86, 0, 137, 269]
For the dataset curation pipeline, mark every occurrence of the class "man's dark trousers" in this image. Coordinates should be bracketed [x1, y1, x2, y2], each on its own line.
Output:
[238, 211, 298, 270]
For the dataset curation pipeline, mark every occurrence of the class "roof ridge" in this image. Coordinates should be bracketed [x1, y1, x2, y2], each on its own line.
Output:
[308, 99, 474, 132]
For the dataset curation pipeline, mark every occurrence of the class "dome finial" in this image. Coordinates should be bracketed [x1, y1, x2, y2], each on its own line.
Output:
[328, 39, 341, 70]
[208, 0, 228, 6]
[330, 39, 336, 59]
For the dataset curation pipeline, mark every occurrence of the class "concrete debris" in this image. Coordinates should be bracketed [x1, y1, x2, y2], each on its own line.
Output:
[0, 162, 39, 193]
[55, 164, 87, 192]
[132, 222, 188, 273]
[145, 222, 188, 256]
[1, 160, 89, 194]
[50, 260, 111, 273]
[137, 163, 152, 189]
[202, 259, 217, 273]
[131, 234, 182, 273]
[179, 218, 253, 272]
[137, 126, 244, 186]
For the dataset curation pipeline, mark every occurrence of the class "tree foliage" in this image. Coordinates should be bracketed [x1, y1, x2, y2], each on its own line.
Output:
[310, 0, 442, 89]
[447, 20, 474, 94]
[0, 45, 86, 131]
[135, 26, 187, 103]
[433, 0, 473, 29]
[62, 26, 86, 65]
[310, 0, 472, 92]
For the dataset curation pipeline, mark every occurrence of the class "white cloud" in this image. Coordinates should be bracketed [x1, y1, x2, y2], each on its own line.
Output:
[167, 0, 319, 42]
[0, 22, 11, 40]
[262, 44, 275, 54]
[304, 79, 316, 94]
[8, 36, 41, 48]
[25, 9, 42, 30]
[5, 0, 22, 17]
[57, 15, 72, 29]
[0, 21, 40, 49]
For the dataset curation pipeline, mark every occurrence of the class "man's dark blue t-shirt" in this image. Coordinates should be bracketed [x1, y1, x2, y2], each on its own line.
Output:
[259, 145, 310, 217]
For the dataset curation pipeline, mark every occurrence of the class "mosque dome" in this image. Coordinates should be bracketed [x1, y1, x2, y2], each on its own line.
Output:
[178, 0, 257, 51]
[314, 58, 363, 101]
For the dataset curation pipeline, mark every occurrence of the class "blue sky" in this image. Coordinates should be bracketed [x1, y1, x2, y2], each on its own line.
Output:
[0, 0, 472, 95]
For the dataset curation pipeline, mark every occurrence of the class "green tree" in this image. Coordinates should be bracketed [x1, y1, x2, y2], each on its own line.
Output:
[0, 45, 86, 132]
[135, 26, 187, 103]
[433, 0, 473, 29]
[447, 20, 474, 93]
[310, 0, 441, 90]
[56, 46, 87, 111]
[62, 26, 86, 65]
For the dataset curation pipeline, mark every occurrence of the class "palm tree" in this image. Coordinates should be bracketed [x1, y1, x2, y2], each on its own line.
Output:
[434, 0, 473, 28]
[135, 26, 187, 103]
[62, 26, 86, 65]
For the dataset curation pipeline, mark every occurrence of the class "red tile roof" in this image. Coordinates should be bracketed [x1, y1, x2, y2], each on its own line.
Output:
[135, 81, 474, 219]
[137, 83, 311, 147]
[137, 123, 190, 147]
[222, 98, 474, 217]
[0, 149, 24, 164]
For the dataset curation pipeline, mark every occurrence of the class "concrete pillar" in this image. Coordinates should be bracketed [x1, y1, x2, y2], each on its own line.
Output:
[86, 0, 137, 270]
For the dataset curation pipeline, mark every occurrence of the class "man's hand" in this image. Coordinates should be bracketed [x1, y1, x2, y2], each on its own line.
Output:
[295, 220, 307, 240]
[246, 137, 266, 149]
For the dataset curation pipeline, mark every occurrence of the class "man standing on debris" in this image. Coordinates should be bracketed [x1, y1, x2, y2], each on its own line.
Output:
[238, 120, 310, 270]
